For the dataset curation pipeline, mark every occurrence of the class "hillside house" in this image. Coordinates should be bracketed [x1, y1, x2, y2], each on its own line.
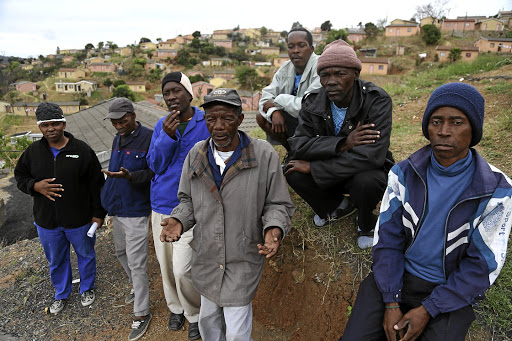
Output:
[14, 81, 37, 93]
[90, 63, 116, 73]
[385, 23, 420, 37]
[360, 58, 389, 75]
[212, 30, 232, 40]
[213, 70, 235, 80]
[475, 18, 505, 31]
[0, 101, 10, 113]
[12, 101, 81, 115]
[273, 54, 289, 67]
[145, 60, 164, 70]
[238, 90, 261, 111]
[436, 46, 479, 62]
[140, 42, 157, 50]
[156, 49, 178, 60]
[158, 39, 180, 50]
[84, 57, 105, 67]
[192, 81, 214, 100]
[347, 29, 367, 43]
[117, 47, 133, 56]
[208, 58, 232, 67]
[441, 19, 476, 32]
[474, 37, 512, 53]
[209, 77, 227, 87]
[259, 46, 280, 56]
[21, 64, 34, 71]
[213, 40, 233, 49]
[359, 48, 378, 58]
[55, 80, 97, 93]
[58, 68, 86, 79]
[420, 17, 441, 27]
[126, 81, 146, 93]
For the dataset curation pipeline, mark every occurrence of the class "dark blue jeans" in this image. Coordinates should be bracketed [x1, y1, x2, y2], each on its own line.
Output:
[37, 223, 96, 299]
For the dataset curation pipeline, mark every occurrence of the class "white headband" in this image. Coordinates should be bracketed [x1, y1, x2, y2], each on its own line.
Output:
[37, 118, 67, 126]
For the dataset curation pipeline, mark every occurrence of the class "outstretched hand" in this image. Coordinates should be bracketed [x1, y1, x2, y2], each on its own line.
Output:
[33, 178, 63, 201]
[159, 217, 183, 243]
[257, 227, 282, 258]
[102, 167, 132, 180]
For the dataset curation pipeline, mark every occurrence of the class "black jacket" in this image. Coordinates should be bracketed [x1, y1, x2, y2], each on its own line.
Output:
[289, 79, 394, 189]
[15, 132, 106, 229]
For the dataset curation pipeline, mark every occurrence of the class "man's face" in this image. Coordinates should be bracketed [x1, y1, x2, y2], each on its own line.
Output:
[319, 67, 359, 107]
[110, 113, 137, 136]
[39, 121, 66, 144]
[204, 104, 244, 152]
[428, 107, 472, 167]
[287, 31, 314, 74]
[162, 81, 191, 113]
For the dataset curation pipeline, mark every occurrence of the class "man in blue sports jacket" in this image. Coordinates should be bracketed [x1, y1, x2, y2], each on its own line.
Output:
[101, 97, 154, 341]
[342, 83, 512, 341]
[146, 72, 209, 340]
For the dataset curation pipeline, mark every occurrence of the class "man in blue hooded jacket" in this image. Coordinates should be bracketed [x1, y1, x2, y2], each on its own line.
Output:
[146, 72, 209, 340]
[342, 83, 512, 341]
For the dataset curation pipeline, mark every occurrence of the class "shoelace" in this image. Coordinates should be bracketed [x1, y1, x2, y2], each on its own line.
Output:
[131, 320, 143, 329]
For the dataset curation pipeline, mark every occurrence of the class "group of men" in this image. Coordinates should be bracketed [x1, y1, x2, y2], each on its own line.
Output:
[14, 26, 512, 341]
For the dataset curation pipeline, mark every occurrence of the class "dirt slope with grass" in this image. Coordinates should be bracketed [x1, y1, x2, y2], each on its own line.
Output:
[0, 63, 511, 340]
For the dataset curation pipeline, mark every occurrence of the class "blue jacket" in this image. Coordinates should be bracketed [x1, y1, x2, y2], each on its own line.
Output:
[373, 145, 512, 318]
[101, 123, 153, 217]
[147, 107, 210, 214]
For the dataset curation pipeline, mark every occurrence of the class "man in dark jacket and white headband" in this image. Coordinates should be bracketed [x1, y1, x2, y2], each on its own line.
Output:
[285, 40, 394, 249]
[15, 102, 106, 315]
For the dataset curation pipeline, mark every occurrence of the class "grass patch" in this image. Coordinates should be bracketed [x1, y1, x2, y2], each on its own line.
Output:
[484, 81, 512, 95]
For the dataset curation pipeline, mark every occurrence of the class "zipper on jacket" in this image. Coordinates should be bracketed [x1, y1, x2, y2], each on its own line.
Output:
[404, 160, 428, 253]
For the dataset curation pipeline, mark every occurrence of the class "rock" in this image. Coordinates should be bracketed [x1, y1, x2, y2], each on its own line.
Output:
[292, 269, 306, 284]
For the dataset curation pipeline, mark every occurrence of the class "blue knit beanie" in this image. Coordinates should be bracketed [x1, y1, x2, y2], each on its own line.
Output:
[422, 83, 485, 147]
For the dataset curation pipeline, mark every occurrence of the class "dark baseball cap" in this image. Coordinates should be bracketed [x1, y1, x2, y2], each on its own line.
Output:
[104, 97, 135, 120]
[201, 88, 242, 108]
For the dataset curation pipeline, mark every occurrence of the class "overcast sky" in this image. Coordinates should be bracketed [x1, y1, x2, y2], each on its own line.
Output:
[1, 0, 510, 58]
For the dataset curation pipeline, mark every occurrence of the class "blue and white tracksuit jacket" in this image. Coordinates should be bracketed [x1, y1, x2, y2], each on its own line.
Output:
[373, 145, 512, 318]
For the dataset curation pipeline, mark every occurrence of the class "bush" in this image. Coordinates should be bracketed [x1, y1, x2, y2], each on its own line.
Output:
[113, 79, 126, 87]
[111, 85, 136, 101]
[421, 25, 441, 45]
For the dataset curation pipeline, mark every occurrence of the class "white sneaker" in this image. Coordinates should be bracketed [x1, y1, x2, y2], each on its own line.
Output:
[49, 299, 66, 314]
[81, 289, 96, 307]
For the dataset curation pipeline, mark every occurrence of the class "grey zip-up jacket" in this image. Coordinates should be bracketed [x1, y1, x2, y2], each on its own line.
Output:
[170, 133, 295, 306]
[259, 53, 321, 122]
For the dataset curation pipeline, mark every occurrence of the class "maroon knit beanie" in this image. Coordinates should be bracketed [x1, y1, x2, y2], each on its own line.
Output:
[317, 40, 362, 72]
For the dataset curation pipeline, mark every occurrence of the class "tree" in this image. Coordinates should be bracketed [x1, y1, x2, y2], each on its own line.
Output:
[156, 38, 162, 42]
[103, 78, 113, 87]
[85, 43, 94, 50]
[280, 30, 288, 38]
[260, 26, 268, 36]
[6, 91, 21, 105]
[376, 17, 388, 29]
[233, 25, 240, 31]
[113, 79, 126, 87]
[321, 20, 332, 32]
[421, 24, 441, 45]
[139, 37, 151, 44]
[192, 31, 201, 38]
[235, 66, 268, 90]
[106, 41, 117, 53]
[189, 74, 204, 83]
[364, 22, 380, 40]
[228, 48, 250, 63]
[176, 49, 191, 66]
[326, 29, 348, 44]
[112, 85, 136, 101]
[291, 22, 303, 30]
[415, 0, 450, 23]
[98, 42, 104, 50]
[448, 48, 461, 62]
[56, 46, 60, 54]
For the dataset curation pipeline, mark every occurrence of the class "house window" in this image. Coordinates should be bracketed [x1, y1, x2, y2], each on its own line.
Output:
[446, 23, 451, 27]
[466, 53, 472, 58]
[388, 29, 393, 32]
[378, 65, 384, 70]
[465, 23, 470, 27]
[490, 43, 495, 48]
[407, 28, 412, 32]
[440, 52, 446, 57]
[58, 84, 62, 88]
[69, 85, 73, 88]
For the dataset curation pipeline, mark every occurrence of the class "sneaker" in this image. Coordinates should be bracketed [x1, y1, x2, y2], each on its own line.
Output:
[188, 322, 201, 340]
[128, 313, 152, 341]
[125, 288, 135, 304]
[313, 198, 356, 227]
[357, 227, 375, 249]
[81, 289, 96, 307]
[168, 312, 185, 330]
[49, 299, 66, 314]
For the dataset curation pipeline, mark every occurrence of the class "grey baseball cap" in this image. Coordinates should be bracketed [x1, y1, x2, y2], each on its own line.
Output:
[104, 97, 135, 120]
[201, 88, 242, 108]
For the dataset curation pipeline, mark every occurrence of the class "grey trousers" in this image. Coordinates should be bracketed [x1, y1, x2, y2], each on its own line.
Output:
[113, 216, 150, 317]
[152, 211, 200, 323]
[199, 295, 253, 341]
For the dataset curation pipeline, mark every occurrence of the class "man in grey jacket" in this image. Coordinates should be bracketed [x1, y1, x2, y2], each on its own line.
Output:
[160, 88, 295, 341]
[256, 27, 321, 153]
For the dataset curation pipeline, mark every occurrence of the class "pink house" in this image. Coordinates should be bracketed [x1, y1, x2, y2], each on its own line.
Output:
[156, 49, 178, 60]
[192, 81, 214, 100]
[15, 81, 37, 93]
[213, 40, 233, 49]
[90, 63, 116, 73]
[441, 19, 476, 32]
[238, 90, 261, 111]
[347, 29, 367, 43]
